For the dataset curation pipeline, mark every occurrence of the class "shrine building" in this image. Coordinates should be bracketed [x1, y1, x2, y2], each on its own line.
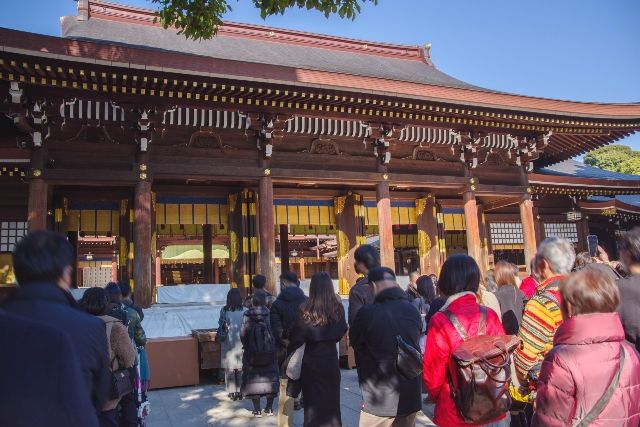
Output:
[1, 0, 639, 306]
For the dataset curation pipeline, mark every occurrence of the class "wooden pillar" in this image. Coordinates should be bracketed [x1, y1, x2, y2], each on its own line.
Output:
[463, 191, 483, 267]
[111, 252, 118, 282]
[228, 190, 258, 297]
[279, 225, 290, 272]
[155, 252, 162, 286]
[519, 194, 537, 272]
[27, 148, 47, 232]
[416, 195, 442, 276]
[258, 175, 276, 295]
[299, 258, 306, 280]
[133, 180, 153, 307]
[68, 231, 80, 288]
[213, 259, 220, 284]
[376, 175, 395, 269]
[203, 224, 213, 283]
[335, 192, 365, 295]
[118, 199, 132, 283]
[477, 204, 489, 272]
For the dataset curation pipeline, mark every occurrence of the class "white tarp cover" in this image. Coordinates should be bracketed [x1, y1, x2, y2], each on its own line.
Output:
[142, 303, 222, 339]
[156, 284, 231, 304]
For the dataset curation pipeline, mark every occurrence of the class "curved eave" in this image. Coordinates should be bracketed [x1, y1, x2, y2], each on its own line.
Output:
[1, 28, 639, 121]
[529, 173, 640, 193]
[579, 199, 640, 216]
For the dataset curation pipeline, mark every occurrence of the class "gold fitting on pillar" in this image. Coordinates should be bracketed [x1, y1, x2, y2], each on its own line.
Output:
[383, 173, 389, 180]
[470, 185, 476, 191]
[469, 178, 476, 184]
[347, 190, 353, 196]
[32, 168, 42, 177]
[526, 187, 532, 193]
[536, 214, 541, 220]
[264, 168, 271, 176]
[47, 210, 53, 216]
[139, 172, 147, 180]
[139, 163, 147, 171]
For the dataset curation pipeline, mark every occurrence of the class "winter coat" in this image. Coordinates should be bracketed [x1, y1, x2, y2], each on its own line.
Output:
[350, 286, 422, 417]
[270, 286, 308, 370]
[218, 306, 245, 371]
[423, 293, 507, 427]
[425, 296, 446, 327]
[519, 275, 537, 300]
[99, 315, 136, 411]
[0, 310, 99, 427]
[240, 306, 279, 397]
[117, 302, 147, 347]
[406, 287, 427, 333]
[493, 285, 526, 335]
[347, 276, 373, 326]
[478, 287, 501, 317]
[515, 275, 564, 385]
[617, 274, 640, 352]
[123, 298, 144, 321]
[2, 283, 111, 410]
[289, 303, 348, 427]
[532, 312, 640, 427]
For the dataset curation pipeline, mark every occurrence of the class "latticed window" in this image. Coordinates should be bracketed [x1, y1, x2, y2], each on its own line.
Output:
[544, 223, 579, 243]
[0, 221, 27, 252]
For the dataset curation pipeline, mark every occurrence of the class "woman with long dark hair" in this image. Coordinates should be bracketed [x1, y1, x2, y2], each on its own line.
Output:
[289, 272, 348, 427]
[217, 288, 246, 401]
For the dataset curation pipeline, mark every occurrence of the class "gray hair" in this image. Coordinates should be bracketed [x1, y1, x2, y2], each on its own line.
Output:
[537, 237, 576, 275]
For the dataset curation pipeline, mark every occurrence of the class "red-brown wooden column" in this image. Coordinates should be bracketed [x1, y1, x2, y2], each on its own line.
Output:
[133, 179, 153, 307]
[520, 193, 537, 272]
[27, 149, 47, 232]
[203, 224, 213, 283]
[279, 225, 290, 273]
[463, 191, 483, 267]
[228, 190, 258, 298]
[258, 172, 276, 295]
[377, 174, 395, 269]
[477, 204, 490, 272]
[415, 195, 441, 275]
[335, 192, 365, 295]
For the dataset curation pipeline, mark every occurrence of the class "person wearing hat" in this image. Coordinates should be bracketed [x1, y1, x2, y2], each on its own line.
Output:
[350, 267, 422, 426]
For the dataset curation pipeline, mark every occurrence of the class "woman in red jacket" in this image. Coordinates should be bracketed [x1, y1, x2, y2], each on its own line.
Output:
[532, 269, 640, 426]
[423, 254, 508, 427]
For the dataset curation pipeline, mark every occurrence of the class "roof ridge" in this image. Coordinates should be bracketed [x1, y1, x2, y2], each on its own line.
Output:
[83, 0, 429, 62]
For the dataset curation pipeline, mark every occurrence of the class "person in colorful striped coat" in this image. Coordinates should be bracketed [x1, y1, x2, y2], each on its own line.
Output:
[514, 237, 576, 400]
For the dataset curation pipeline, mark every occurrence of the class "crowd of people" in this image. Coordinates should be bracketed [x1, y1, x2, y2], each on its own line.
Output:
[3, 228, 640, 427]
[0, 231, 149, 427]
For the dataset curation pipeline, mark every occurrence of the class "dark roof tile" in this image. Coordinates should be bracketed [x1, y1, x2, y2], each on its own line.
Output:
[537, 159, 640, 181]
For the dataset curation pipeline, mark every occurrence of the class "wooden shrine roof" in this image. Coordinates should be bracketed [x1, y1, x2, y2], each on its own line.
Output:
[0, 0, 639, 165]
[538, 159, 640, 181]
[579, 195, 640, 219]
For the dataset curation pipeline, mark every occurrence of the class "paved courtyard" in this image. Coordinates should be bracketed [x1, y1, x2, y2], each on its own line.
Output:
[146, 369, 436, 426]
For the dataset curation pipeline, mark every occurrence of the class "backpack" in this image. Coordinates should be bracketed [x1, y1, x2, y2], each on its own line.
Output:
[445, 306, 520, 424]
[247, 316, 276, 367]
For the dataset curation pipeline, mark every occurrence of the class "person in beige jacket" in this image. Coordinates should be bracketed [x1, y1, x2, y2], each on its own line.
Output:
[81, 287, 136, 427]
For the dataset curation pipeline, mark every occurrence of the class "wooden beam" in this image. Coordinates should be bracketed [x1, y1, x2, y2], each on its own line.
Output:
[258, 174, 277, 294]
[133, 180, 153, 307]
[484, 197, 521, 212]
[376, 178, 395, 270]
[520, 194, 538, 273]
[463, 191, 483, 267]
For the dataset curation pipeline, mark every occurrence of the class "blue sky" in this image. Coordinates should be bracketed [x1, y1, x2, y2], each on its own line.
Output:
[1, 0, 638, 155]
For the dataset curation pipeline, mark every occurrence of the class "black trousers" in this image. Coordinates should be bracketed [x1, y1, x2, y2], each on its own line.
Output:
[98, 409, 118, 427]
[119, 391, 137, 427]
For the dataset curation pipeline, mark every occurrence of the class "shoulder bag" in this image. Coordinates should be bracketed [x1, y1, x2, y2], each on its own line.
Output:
[382, 305, 423, 380]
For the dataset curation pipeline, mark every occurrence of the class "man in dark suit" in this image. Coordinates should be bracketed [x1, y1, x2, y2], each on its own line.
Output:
[0, 310, 99, 427]
[2, 231, 111, 410]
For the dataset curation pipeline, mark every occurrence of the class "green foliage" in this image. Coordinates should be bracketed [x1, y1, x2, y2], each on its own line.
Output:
[152, 0, 379, 40]
[584, 144, 640, 175]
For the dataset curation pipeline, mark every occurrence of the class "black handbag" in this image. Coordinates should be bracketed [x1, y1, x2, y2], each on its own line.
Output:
[383, 306, 423, 380]
[110, 366, 134, 399]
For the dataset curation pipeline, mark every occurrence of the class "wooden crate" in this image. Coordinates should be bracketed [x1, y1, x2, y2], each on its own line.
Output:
[192, 328, 222, 370]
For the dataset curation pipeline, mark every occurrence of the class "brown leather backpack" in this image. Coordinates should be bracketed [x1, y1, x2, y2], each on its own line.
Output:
[445, 306, 520, 424]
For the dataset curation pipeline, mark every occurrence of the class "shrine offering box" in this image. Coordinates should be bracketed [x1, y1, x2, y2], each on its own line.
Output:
[192, 329, 222, 370]
[147, 336, 199, 389]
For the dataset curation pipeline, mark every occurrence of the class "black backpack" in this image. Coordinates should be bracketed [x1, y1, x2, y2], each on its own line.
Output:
[247, 317, 276, 366]
[109, 303, 129, 328]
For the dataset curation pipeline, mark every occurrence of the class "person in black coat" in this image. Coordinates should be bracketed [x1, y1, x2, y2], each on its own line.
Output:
[350, 267, 423, 425]
[241, 291, 280, 417]
[288, 272, 348, 427]
[2, 231, 111, 410]
[348, 245, 380, 326]
[270, 271, 307, 423]
[0, 309, 100, 427]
